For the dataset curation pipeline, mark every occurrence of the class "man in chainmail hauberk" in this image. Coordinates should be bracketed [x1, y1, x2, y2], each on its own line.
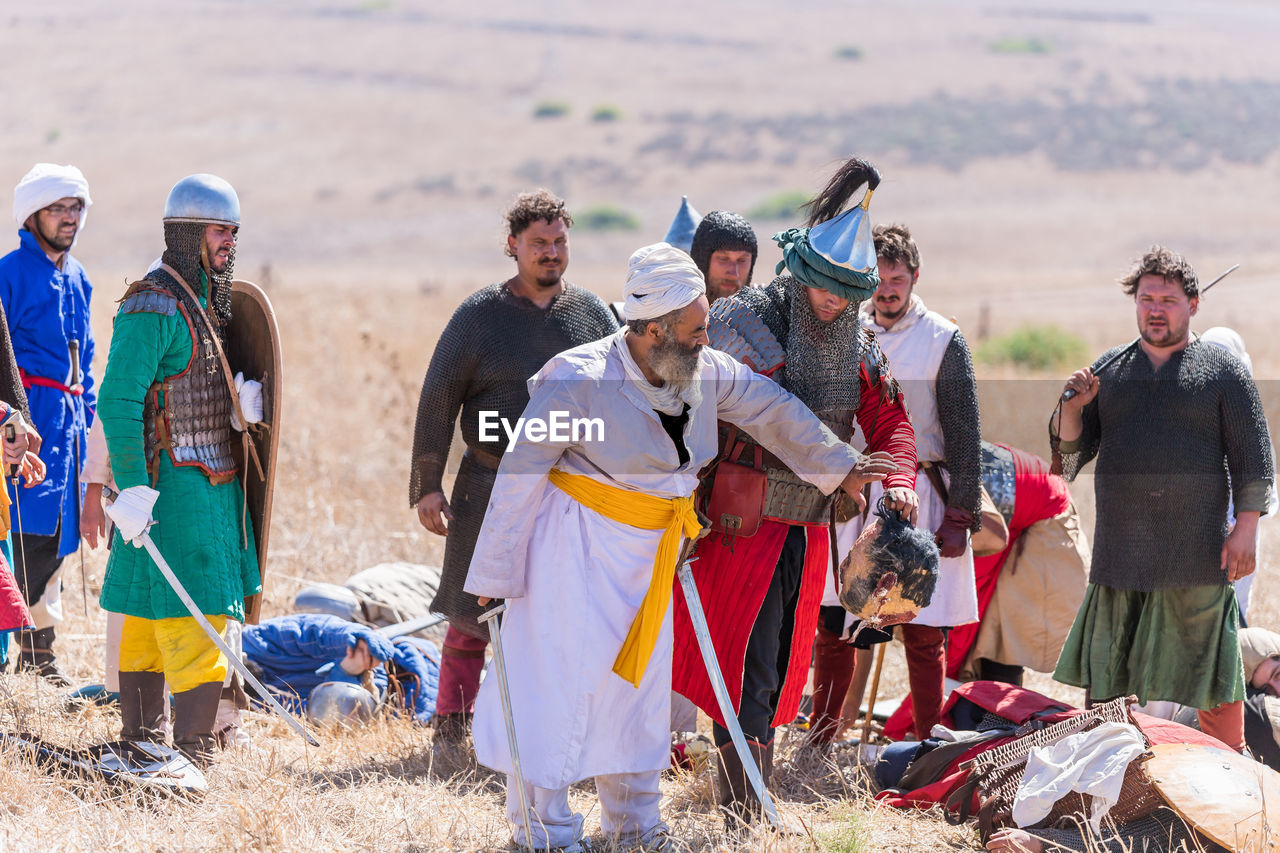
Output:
[1051, 246, 1274, 753]
[96, 175, 264, 765]
[688, 210, 758, 303]
[808, 223, 983, 746]
[670, 158, 919, 826]
[409, 189, 616, 768]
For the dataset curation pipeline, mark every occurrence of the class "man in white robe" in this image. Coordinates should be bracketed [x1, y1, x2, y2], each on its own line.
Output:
[464, 243, 897, 851]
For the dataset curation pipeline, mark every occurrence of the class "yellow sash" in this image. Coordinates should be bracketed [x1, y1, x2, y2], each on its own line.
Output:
[549, 468, 702, 687]
[0, 482, 9, 541]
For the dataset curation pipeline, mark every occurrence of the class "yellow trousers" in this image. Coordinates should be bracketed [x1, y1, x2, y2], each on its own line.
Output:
[119, 614, 228, 693]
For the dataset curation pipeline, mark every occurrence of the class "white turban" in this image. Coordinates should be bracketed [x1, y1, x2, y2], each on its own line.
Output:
[623, 242, 706, 321]
[1201, 326, 1253, 377]
[13, 163, 92, 230]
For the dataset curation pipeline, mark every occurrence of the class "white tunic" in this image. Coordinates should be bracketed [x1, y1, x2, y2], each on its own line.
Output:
[465, 330, 859, 789]
[821, 297, 979, 628]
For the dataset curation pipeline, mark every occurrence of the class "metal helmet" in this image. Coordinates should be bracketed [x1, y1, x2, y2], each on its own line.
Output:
[293, 583, 363, 623]
[307, 681, 378, 726]
[163, 173, 240, 226]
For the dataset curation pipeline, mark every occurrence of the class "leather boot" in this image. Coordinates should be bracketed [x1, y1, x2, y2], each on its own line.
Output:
[715, 739, 768, 829]
[118, 671, 168, 743]
[760, 741, 804, 836]
[171, 682, 223, 767]
[16, 627, 69, 686]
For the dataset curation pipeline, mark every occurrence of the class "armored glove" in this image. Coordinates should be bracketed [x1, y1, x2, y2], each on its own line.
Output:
[105, 485, 159, 547]
[231, 371, 263, 431]
[934, 506, 975, 559]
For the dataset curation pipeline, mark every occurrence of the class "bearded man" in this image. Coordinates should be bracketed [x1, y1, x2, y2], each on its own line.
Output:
[0, 164, 95, 681]
[464, 243, 895, 852]
[1051, 246, 1274, 752]
[670, 158, 919, 822]
[689, 210, 757, 302]
[809, 222, 983, 744]
[409, 189, 616, 766]
[97, 174, 263, 764]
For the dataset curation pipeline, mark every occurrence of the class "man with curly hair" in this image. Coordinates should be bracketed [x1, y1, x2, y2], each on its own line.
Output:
[1051, 246, 1274, 752]
[409, 189, 616, 768]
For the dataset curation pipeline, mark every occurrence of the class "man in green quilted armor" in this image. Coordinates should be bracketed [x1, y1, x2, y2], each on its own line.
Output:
[98, 174, 262, 764]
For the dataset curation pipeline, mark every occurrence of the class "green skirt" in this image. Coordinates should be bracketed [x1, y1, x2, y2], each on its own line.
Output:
[1054, 583, 1243, 710]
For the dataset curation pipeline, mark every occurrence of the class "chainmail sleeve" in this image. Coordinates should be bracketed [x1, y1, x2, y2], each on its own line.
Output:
[1053, 346, 1122, 483]
[409, 305, 481, 507]
[936, 330, 982, 527]
[0, 299, 28, 421]
[1218, 351, 1275, 515]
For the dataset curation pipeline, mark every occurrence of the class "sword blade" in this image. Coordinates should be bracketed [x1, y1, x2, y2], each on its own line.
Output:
[479, 604, 535, 850]
[138, 532, 319, 747]
[677, 558, 780, 826]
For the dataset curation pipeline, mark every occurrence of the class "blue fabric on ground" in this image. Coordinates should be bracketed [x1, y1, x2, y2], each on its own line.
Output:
[243, 613, 438, 722]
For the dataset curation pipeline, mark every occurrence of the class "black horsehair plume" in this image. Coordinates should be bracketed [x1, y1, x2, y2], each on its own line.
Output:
[800, 157, 882, 228]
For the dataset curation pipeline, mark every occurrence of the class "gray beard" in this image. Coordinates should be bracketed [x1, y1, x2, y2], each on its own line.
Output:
[650, 338, 704, 410]
[781, 277, 863, 440]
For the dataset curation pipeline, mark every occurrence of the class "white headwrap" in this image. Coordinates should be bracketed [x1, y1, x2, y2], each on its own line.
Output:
[1200, 326, 1253, 377]
[12, 163, 92, 231]
[623, 242, 705, 321]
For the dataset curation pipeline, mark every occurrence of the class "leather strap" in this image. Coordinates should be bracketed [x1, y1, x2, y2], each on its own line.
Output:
[466, 446, 504, 471]
[919, 460, 950, 506]
[944, 775, 981, 825]
[159, 264, 265, 482]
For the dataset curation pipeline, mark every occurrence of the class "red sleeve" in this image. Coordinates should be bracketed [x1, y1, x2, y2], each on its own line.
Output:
[856, 364, 916, 491]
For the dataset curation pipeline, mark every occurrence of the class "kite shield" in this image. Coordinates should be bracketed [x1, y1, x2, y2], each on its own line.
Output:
[1145, 743, 1280, 852]
[228, 279, 282, 625]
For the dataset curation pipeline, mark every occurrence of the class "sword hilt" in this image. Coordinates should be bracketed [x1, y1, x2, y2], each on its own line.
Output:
[4, 423, 17, 480]
[69, 339, 81, 387]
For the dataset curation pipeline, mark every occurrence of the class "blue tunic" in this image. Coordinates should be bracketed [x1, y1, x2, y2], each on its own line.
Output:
[0, 229, 95, 557]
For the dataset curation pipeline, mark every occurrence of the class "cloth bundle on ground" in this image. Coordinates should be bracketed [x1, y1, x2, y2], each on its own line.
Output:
[875, 681, 1231, 814]
[242, 613, 439, 723]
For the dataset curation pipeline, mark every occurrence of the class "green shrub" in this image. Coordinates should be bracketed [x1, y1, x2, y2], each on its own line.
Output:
[591, 104, 623, 122]
[977, 325, 1088, 372]
[575, 205, 640, 231]
[748, 190, 810, 221]
[533, 100, 571, 119]
[988, 37, 1051, 55]
[834, 45, 863, 61]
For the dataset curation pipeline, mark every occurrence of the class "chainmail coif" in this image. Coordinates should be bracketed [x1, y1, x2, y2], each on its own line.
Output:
[689, 211, 757, 286]
[159, 221, 234, 340]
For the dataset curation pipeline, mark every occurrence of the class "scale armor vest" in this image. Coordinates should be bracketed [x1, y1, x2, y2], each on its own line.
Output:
[980, 441, 1017, 529]
[124, 274, 238, 485]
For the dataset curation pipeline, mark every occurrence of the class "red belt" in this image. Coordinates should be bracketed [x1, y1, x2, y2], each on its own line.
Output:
[19, 368, 82, 396]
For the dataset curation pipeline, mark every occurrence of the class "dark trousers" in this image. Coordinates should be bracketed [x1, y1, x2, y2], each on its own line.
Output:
[10, 522, 63, 606]
[714, 525, 807, 748]
[977, 657, 1025, 687]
